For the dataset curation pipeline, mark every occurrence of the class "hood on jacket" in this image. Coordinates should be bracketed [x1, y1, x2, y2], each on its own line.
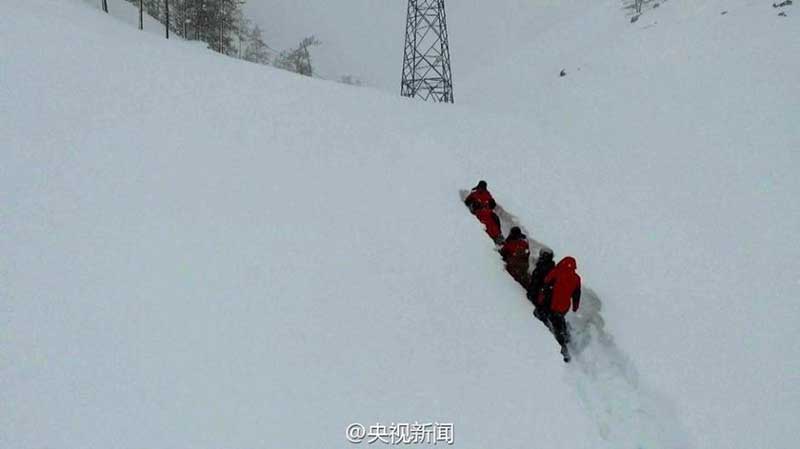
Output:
[558, 256, 577, 271]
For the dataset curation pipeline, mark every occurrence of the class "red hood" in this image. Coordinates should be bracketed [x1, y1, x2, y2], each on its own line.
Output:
[558, 256, 577, 271]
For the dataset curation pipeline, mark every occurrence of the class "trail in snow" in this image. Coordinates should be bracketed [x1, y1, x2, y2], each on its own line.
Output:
[460, 189, 690, 449]
[564, 285, 690, 449]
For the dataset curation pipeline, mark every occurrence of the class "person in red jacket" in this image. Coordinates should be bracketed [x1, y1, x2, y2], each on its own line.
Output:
[475, 208, 503, 243]
[500, 227, 530, 285]
[465, 180, 502, 243]
[543, 256, 582, 362]
[464, 180, 496, 213]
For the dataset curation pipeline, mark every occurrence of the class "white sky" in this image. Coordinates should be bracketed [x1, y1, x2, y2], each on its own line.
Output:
[243, 0, 566, 92]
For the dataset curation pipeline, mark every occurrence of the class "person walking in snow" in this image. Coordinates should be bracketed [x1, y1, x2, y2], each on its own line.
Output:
[464, 180, 496, 213]
[465, 180, 503, 243]
[500, 227, 530, 285]
[543, 256, 582, 362]
[527, 248, 556, 324]
[475, 208, 503, 243]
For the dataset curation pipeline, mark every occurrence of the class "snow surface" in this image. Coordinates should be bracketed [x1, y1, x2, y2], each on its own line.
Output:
[2, 1, 799, 449]
[458, 2, 800, 448]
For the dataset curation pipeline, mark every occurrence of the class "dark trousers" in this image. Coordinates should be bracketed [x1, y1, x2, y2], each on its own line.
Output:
[530, 288, 551, 317]
[549, 313, 570, 346]
[505, 258, 530, 286]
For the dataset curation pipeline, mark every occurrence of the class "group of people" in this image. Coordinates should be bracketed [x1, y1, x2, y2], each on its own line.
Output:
[465, 181, 582, 362]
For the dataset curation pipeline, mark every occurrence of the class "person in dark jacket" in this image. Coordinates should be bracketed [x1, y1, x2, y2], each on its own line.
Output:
[464, 180, 496, 213]
[500, 227, 530, 285]
[543, 256, 582, 362]
[527, 248, 555, 323]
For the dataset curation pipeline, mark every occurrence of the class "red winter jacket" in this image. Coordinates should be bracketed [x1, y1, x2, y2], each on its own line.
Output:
[500, 238, 530, 261]
[475, 208, 502, 240]
[465, 189, 496, 212]
[544, 257, 582, 315]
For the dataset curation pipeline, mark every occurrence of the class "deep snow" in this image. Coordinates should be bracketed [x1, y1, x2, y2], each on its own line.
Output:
[2, 1, 799, 449]
[458, 2, 800, 448]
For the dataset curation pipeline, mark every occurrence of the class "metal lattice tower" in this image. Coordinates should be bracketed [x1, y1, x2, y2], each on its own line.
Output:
[401, 0, 454, 103]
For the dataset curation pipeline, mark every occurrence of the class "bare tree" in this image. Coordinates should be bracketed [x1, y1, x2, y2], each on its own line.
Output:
[102, 0, 108, 13]
[165, 0, 170, 39]
[219, 0, 225, 53]
[139, 0, 144, 30]
[623, 0, 656, 15]
[241, 24, 272, 65]
[274, 36, 322, 77]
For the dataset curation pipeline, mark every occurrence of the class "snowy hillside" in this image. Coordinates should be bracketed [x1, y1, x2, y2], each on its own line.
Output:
[458, 2, 800, 447]
[3, 1, 798, 449]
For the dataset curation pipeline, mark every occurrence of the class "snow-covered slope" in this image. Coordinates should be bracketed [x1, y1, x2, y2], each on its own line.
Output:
[2, 1, 798, 449]
[458, 2, 800, 448]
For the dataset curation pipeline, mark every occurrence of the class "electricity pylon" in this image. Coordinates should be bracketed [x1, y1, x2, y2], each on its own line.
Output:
[400, 0, 454, 103]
